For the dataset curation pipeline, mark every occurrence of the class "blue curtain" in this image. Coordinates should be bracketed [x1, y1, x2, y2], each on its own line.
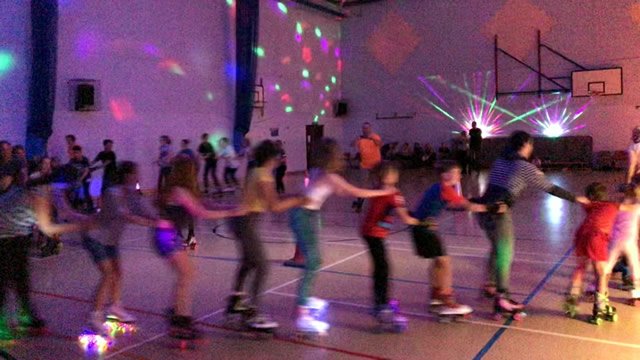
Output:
[233, 0, 259, 152]
[26, 0, 58, 159]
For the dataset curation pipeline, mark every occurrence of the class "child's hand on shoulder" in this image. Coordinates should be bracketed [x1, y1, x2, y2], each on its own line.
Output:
[575, 196, 590, 205]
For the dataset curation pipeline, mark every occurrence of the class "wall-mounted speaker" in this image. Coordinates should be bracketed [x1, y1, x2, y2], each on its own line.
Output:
[333, 100, 348, 117]
[68, 79, 100, 111]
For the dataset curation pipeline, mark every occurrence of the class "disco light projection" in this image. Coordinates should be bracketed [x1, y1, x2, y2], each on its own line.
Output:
[142, 43, 160, 57]
[285, 106, 293, 113]
[295, 33, 302, 43]
[296, 22, 303, 34]
[324, 85, 330, 92]
[331, 76, 336, 84]
[320, 109, 325, 115]
[324, 101, 331, 108]
[109, 98, 135, 122]
[334, 47, 340, 58]
[337, 60, 343, 72]
[274, 84, 281, 91]
[206, 92, 214, 101]
[314, 115, 319, 122]
[281, 56, 291, 64]
[302, 69, 309, 78]
[158, 60, 185, 76]
[301, 80, 311, 90]
[0, 51, 15, 76]
[302, 47, 312, 63]
[529, 94, 589, 137]
[226, 0, 233, 5]
[321, 38, 329, 53]
[315, 27, 322, 38]
[281, 93, 291, 102]
[278, 2, 288, 14]
[255, 47, 265, 57]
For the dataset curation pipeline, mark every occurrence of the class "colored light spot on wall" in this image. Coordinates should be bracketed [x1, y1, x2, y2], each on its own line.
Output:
[325, 85, 330, 92]
[320, 38, 329, 53]
[295, 33, 302, 43]
[109, 98, 135, 122]
[159, 59, 185, 76]
[337, 60, 343, 72]
[296, 22, 303, 34]
[226, 0, 233, 5]
[142, 43, 159, 57]
[314, 115, 319, 123]
[255, 47, 265, 57]
[206, 92, 214, 101]
[302, 69, 309, 78]
[302, 47, 312, 63]
[315, 27, 322, 38]
[331, 76, 336, 84]
[319, 93, 324, 100]
[278, 2, 288, 14]
[285, 106, 293, 113]
[334, 47, 340, 58]
[0, 52, 15, 76]
[324, 101, 331, 108]
[281, 93, 291, 102]
[301, 80, 311, 90]
[281, 56, 291, 64]
[274, 84, 281, 91]
[320, 109, 326, 115]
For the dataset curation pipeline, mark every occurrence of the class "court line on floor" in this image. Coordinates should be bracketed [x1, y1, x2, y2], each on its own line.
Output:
[472, 246, 575, 360]
[269, 290, 640, 351]
[104, 248, 370, 359]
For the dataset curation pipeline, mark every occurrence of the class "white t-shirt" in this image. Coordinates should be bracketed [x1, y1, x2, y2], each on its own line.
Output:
[219, 145, 240, 169]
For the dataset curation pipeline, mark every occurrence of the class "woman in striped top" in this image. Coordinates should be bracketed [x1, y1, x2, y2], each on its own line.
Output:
[478, 131, 589, 314]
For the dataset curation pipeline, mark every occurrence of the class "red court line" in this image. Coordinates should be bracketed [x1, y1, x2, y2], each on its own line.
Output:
[32, 290, 390, 360]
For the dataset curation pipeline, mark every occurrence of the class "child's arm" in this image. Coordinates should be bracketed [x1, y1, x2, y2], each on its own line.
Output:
[258, 180, 307, 213]
[619, 203, 636, 211]
[395, 207, 419, 225]
[328, 173, 394, 198]
[172, 187, 245, 219]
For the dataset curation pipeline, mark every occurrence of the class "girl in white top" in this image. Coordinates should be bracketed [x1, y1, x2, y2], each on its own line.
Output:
[606, 184, 640, 305]
[289, 138, 394, 336]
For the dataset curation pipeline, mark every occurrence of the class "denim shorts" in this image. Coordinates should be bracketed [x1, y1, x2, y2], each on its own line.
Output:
[82, 236, 119, 263]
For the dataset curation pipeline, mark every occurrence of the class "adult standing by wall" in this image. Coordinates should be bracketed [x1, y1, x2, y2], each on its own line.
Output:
[477, 131, 588, 315]
[626, 126, 640, 184]
[468, 121, 482, 175]
[351, 122, 382, 213]
[198, 133, 220, 195]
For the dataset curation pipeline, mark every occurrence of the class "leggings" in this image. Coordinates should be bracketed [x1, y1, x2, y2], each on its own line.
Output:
[231, 214, 267, 310]
[0, 236, 35, 316]
[157, 166, 171, 192]
[363, 236, 390, 307]
[478, 210, 514, 294]
[290, 208, 321, 306]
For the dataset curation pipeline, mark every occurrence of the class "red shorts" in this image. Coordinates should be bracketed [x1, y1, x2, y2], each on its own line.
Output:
[574, 228, 609, 262]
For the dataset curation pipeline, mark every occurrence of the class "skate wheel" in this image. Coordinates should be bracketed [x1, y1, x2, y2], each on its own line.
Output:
[628, 299, 640, 307]
[512, 313, 524, 321]
[610, 313, 618, 322]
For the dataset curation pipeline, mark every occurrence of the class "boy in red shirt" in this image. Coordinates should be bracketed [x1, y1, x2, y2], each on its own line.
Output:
[361, 162, 418, 332]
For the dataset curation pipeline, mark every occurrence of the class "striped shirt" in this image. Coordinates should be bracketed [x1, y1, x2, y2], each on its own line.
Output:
[0, 186, 36, 238]
[482, 155, 575, 206]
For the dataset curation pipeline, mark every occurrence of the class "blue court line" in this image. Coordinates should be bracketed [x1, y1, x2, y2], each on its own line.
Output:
[472, 246, 575, 360]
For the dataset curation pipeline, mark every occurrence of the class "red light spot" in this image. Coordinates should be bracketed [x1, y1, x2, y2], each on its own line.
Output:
[281, 56, 291, 64]
[109, 98, 134, 121]
[337, 60, 343, 72]
[324, 101, 331, 108]
[281, 94, 291, 102]
[302, 47, 312, 64]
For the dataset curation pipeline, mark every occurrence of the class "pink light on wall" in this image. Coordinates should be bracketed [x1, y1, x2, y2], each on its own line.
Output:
[337, 60, 342, 72]
[302, 47, 312, 63]
[158, 59, 185, 76]
[321, 38, 329, 54]
[109, 98, 135, 122]
[281, 93, 291, 102]
[334, 47, 340, 58]
[295, 33, 302, 43]
[281, 56, 291, 64]
[324, 101, 330, 108]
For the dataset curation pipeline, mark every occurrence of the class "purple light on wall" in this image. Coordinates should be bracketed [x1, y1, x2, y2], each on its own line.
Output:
[225, 63, 236, 81]
[321, 38, 329, 54]
[334, 47, 340, 58]
[301, 80, 311, 90]
[295, 33, 302, 43]
[76, 32, 99, 59]
[418, 76, 448, 107]
[142, 43, 159, 57]
[319, 93, 324, 100]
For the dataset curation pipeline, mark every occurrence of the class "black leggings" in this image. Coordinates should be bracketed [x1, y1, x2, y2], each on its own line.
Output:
[224, 167, 238, 186]
[231, 214, 267, 310]
[0, 236, 35, 316]
[364, 236, 390, 307]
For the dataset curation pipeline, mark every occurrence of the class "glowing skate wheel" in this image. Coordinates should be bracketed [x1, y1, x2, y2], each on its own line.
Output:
[611, 313, 618, 322]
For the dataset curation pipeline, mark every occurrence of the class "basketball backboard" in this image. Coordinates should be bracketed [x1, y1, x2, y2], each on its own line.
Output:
[571, 67, 622, 97]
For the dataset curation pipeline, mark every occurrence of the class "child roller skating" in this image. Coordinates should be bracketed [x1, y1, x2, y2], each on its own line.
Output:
[359, 162, 416, 332]
[412, 161, 499, 322]
[289, 139, 394, 338]
[224, 292, 278, 334]
[589, 292, 617, 325]
[563, 183, 619, 320]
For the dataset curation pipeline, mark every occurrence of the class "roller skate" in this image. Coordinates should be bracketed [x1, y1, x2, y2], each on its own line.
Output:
[373, 303, 408, 333]
[306, 297, 329, 319]
[480, 283, 497, 299]
[187, 236, 197, 250]
[589, 293, 617, 325]
[493, 294, 526, 321]
[295, 306, 329, 339]
[431, 292, 472, 323]
[244, 309, 278, 337]
[562, 294, 579, 319]
[168, 314, 203, 350]
[224, 293, 251, 326]
[79, 311, 112, 353]
[106, 302, 136, 324]
[627, 289, 640, 307]
[621, 274, 634, 291]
